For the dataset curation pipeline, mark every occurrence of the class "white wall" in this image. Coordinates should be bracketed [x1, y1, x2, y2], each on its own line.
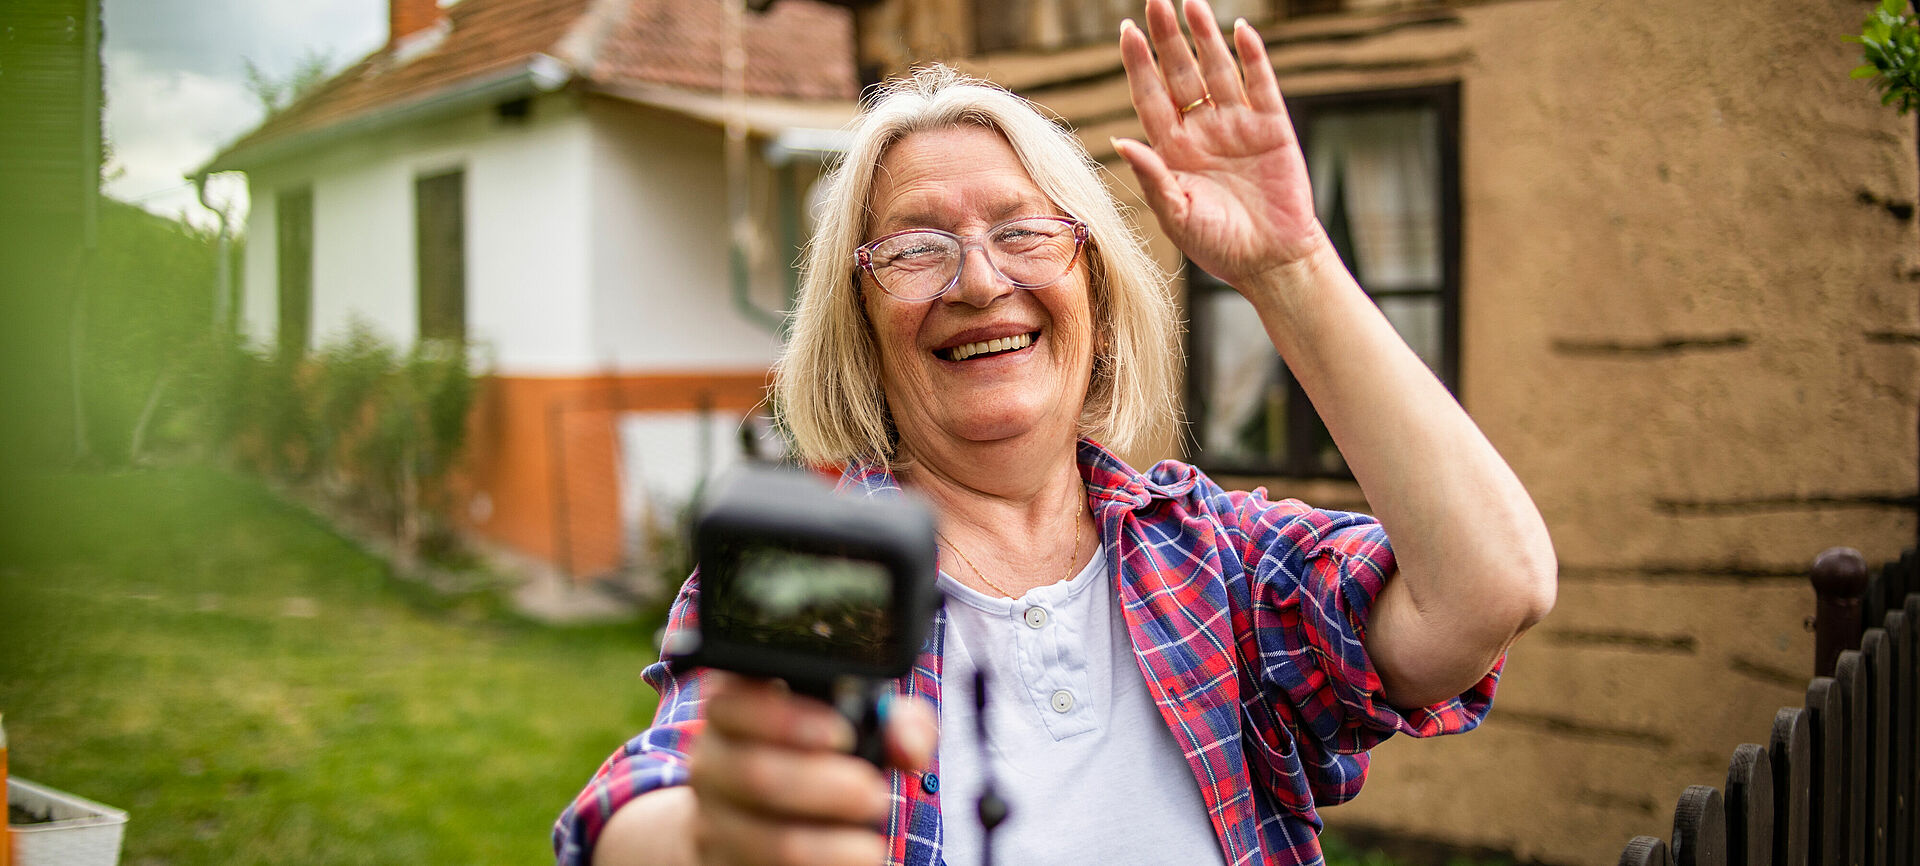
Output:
[239, 94, 802, 373]
[585, 102, 786, 371]
[239, 92, 596, 370]
[239, 189, 278, 347]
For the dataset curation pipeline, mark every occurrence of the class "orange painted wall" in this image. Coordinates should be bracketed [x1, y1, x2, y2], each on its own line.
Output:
[460, 370, 773, 578]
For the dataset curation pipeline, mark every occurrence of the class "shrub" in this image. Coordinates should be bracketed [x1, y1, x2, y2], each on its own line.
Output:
[212, 320, 483, 566]
[1851, 0, 1920, 114]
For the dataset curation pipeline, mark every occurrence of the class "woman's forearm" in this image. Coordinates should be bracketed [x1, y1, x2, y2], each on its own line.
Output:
[592, 788, 699, 866]
[1240, 241, 1557, 708]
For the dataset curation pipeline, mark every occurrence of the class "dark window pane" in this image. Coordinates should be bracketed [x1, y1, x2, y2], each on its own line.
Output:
[1286, 0, 1344, 16]
[415, 170, 466, 342]
[275, 187, 313, 357]
[1197, 287, 1285, 464]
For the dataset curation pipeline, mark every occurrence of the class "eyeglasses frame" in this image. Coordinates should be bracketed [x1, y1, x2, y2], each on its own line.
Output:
[853, 215, 1091, 302]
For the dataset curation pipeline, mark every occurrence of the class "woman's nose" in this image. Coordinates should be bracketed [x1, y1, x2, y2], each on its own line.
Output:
[944, 241, 1015, 307]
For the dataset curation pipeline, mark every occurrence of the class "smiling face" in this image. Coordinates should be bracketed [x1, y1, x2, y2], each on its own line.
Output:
[860, 124, 1097, 464]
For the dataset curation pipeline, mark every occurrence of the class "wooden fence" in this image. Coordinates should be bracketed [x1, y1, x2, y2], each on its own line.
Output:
[1616, 548, 1918, 866]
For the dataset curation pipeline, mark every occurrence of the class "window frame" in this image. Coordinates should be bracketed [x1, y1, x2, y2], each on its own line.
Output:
[414, 168, 468, 343]
[1183, 82, 1461, 479]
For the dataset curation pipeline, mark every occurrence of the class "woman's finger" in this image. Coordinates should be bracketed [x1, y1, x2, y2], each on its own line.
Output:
[1143, 0, 1208, 109]
[1182, 0, 1247, 110]
[691, 739, 890, 824]
[696, 802, 889, 866]
[1112, 137, 1188, 227]
[880, 696, 938, 772]
[1234, 18, 1285, 116]
[1120, 19, 1178, 140]
[704, 674, 857, 753]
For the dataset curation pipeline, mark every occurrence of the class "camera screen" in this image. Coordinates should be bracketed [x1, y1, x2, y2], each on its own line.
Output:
[709, 547, 897, 668]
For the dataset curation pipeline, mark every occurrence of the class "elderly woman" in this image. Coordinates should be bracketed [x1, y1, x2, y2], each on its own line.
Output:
[557, 0, 1555, 862]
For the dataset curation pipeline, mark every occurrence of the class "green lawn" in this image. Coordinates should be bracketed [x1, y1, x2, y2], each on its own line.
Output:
[0, 468, 657, 865]
[0, 468, 1501, 866]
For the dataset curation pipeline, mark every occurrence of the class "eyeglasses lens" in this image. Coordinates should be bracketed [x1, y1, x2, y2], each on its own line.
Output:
[869, 218, 1079, 301]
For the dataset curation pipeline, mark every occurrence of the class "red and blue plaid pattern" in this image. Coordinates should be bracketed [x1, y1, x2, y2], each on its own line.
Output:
[554, 440, 1499, 865]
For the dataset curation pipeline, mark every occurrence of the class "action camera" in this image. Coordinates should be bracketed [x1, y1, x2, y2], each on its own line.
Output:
[670, 464, 940, 765]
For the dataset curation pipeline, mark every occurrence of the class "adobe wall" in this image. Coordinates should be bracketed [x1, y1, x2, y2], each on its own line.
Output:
[872, 0, 1920, 861]
[1322, 1, 1918, 861]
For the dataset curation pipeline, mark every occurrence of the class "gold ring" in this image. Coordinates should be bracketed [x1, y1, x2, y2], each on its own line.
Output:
[1179, 95, 1212, 115]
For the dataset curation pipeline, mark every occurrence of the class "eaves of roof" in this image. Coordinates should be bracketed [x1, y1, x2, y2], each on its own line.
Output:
[199, 55, 572, 175]
[195, 0, 856, 180]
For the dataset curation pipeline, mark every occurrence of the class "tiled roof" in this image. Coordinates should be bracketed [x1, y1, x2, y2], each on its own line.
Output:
[210, 0, 855, 168]
[586, 0, 853, 102]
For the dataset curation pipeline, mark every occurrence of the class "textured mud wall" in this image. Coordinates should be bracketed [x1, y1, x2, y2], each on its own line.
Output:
[1288, 1, 1919, 861]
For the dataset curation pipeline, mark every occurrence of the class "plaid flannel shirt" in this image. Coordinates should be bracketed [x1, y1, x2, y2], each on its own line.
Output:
[554, 439, 1500, 866]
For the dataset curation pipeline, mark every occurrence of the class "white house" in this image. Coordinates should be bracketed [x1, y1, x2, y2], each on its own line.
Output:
[201, 0, 859, 579]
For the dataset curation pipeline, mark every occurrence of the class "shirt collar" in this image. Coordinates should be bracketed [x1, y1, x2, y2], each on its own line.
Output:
[832, 439, 1168, 511]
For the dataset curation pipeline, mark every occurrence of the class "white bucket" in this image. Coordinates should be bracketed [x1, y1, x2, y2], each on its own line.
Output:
[8, 777, 128, 866]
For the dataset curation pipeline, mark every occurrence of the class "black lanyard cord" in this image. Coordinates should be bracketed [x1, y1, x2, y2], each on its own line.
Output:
[973, 668, 1008, 866]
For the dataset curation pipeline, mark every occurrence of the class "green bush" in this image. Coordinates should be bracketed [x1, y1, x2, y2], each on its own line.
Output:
[212, 320, 482, 563]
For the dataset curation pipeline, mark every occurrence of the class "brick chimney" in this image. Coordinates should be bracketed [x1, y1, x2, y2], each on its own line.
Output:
[390, 0, 445, 49]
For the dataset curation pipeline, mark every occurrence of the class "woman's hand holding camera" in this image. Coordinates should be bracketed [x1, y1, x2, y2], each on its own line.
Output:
[594, 672, 937, 866]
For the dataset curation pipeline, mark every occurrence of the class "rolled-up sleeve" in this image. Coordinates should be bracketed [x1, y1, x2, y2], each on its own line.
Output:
[553, 576, 709, 866]
[1229, 489, 1500, 803]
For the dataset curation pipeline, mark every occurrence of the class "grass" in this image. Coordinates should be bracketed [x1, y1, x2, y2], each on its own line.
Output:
[0, 467, 1506, 866]
[0, 468, 658, 865]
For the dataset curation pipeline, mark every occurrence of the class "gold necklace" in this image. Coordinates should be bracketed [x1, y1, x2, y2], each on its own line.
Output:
[937, 503, 1085, 599]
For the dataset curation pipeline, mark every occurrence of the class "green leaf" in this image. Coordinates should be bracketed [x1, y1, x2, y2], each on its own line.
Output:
[1855, 64, 1883, 78]
[1883, 0, 1904, 17]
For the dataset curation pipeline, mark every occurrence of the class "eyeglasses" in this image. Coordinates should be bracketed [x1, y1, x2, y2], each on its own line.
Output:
[855, 216, 1089, 302]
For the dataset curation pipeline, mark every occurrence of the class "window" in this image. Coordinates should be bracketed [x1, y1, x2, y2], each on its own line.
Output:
[275, 187, 313, 356]
[1186, 84, 1459, 478]
[415, 169, 466, 342]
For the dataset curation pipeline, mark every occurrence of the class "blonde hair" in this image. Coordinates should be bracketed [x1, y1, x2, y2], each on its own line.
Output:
[773, 65, 1178, 470]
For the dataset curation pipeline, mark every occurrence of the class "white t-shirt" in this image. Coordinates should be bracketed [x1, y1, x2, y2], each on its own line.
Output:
[935, 549, 1230, 866]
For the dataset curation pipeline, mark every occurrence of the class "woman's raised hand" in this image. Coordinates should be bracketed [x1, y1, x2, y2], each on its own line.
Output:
[1114, 0, 1328, 289]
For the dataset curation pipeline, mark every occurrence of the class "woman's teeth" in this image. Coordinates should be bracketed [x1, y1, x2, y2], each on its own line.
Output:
[944, 332, 1035, 361]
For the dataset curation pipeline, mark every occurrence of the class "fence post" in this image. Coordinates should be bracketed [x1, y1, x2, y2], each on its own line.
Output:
[1835, 649, 1868, 866]
[1882, 612, 1909, 866]
[1805, 676, 1844, 866]
[1768, 708, 1808, 866]
[1904, 594, 1920, 860]
[1674, 786, 1729, 866]
[1728, 744, 1775, 866]
[1623, 836, 1673, 866]
[1860, 629, 1890, 866]
[1813, 549, 1868, 679]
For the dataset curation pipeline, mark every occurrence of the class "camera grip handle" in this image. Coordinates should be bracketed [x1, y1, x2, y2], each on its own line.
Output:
[790, 676, 888, 768]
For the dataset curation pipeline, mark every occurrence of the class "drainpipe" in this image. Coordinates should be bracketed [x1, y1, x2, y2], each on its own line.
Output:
[723, 0, 786, 335]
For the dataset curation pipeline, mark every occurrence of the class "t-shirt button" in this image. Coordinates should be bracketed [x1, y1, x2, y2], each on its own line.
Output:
[921, 772, 940, 794]
[1023, 606, 1048, 628]
[1050, 689, 1074, 713]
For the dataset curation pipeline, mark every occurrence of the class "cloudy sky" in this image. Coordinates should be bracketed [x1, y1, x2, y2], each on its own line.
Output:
[101, 0, 387, 226]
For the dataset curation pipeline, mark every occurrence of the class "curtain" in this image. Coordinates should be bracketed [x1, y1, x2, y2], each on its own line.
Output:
[1203, 287, 1281, 457]
[1306, 106, 1441, 291]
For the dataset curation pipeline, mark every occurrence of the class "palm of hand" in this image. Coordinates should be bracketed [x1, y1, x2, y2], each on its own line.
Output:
[1153, 108, 1323, 286]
